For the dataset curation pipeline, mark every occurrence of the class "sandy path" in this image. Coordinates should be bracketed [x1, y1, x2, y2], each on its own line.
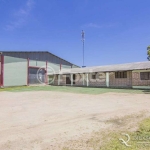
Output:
[0, 91, 150, 150]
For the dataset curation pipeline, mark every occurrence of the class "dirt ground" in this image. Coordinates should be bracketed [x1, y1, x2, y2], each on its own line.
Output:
[0, 91, 150, 150]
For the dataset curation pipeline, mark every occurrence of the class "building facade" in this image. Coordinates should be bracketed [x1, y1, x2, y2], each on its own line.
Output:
[0, 51, 79, 87]
[0, 51, 150, 89]
[52, 62, 150, 89]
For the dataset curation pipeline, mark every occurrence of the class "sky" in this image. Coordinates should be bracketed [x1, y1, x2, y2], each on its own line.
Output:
[0, 0, 150, 67]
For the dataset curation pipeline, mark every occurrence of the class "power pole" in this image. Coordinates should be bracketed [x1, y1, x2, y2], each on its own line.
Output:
[81, 30, 85, 67]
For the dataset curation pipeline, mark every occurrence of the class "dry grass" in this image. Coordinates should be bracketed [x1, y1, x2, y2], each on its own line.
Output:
[62, 112, 150, 150]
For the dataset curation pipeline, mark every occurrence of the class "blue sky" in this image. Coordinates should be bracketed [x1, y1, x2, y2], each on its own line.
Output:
[0, 0, 150, 67]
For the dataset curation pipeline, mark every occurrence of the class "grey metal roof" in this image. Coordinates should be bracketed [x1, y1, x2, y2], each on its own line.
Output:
[58, 61, 150, 74]
[1, 51, 79, 67]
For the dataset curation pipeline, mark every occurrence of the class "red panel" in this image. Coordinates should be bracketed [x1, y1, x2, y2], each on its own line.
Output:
[0, 55, 4, 87]
[0, 56, 1, 86]
[27, 58, 29, 86]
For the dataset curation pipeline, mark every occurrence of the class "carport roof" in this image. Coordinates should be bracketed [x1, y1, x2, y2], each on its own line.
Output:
[57, 61, 150, 74]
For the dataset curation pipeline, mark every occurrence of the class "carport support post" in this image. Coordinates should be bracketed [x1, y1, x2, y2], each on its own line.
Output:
[58, 74, 60, 85]
[106, 72, 109, 87]
[45, 61, 48, 84]
[71, 74, 73, 86]
[27, 58, 29, 86]
[86, 73, 89, 87]
[83, 74, 85, 86]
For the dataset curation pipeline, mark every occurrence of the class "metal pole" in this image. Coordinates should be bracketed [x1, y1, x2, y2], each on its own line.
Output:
[82, 30, 85, 67]
[83, 40, 84, 67]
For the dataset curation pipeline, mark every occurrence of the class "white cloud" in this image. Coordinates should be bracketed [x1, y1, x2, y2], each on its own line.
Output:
[5, 0, 35, 30]
[83, 23, 102, 29]
[26, 0, 34, 10]
[82, 22, 119, 29]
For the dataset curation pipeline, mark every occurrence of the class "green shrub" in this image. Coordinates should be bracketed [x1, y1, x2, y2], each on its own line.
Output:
[139, 118, 150, 132]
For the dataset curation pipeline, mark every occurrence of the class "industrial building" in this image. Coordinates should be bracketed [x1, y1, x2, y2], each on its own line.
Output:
[0, 51, 150, 89]
[0, 51, 79, 87]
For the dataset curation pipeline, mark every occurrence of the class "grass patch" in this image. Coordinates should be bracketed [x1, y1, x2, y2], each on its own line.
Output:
[139, 118, 150, 132]
[100, 118, 150, 150]
[101, 117, 150, 150]
[62, 115, 150, 150]
[0, 85, 149, 95]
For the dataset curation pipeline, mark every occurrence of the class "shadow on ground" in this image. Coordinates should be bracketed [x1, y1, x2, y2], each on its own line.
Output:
[143, 90, 150, 94]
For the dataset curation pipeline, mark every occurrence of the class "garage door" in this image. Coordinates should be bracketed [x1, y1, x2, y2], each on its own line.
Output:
[29, 68, 45, 84]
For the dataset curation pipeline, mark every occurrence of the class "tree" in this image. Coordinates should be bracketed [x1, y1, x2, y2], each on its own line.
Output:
[147, 46, 150, 61]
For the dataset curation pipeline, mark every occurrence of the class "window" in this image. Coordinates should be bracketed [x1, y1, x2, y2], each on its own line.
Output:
[140, 72, 150, 80]
[92, 74, 96, 79]
[115, 71, 127, 78]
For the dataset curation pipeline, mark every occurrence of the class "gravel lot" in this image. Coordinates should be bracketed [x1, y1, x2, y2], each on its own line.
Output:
[0, 91, 150, 150]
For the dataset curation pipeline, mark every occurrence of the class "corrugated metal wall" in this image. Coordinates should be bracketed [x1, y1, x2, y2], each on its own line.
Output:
[29, 60, 46, 68]
[4, 56, 27, 86]
[3, 55, 76, 87]
[62, 64, 71, 69]
[47, 62, 60, 74]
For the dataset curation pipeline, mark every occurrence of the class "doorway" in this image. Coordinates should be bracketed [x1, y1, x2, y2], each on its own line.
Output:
[73, 74, 75, 85]
[66, 74, 71, 85]
[66, 74, 76, 85]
